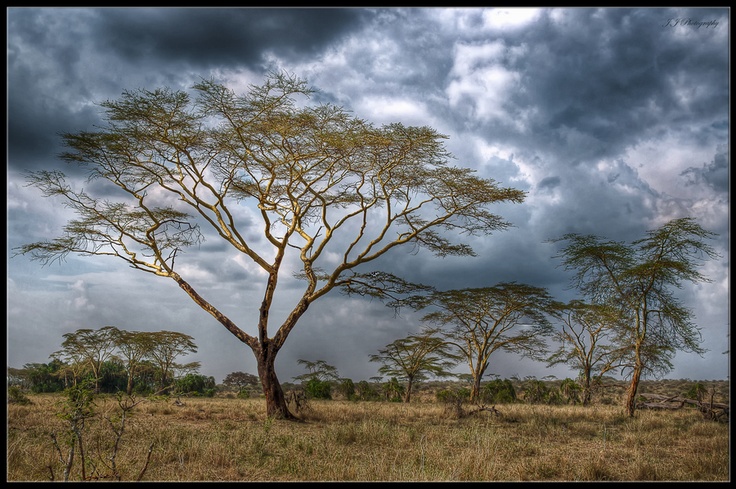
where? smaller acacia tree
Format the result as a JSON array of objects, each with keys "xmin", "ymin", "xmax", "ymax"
[
  {"xmin": 551, "ymin": 217, "xmax": 720, "ymax": 416},
  {"xmin": 407, "ymin": 283, "xmax": 554, "ymax": 402},
  {"xmin": 370, "ymin": 327, "xmax": 459, "ymax": 403},
  {"xmin": 547, "ymin": 300, "xmax": 623, "ymax": 405},
  {"xmin": 113, "ymin": 330, "xmax": 155, "ymax": 395},
  {"xmin": 144, "ymin": 331, "xmax": 198, "ymax": 393},
  {"xmin": 293, "ymin": 359, "xmax": 341, "ymax": 399},
  {"xmin": 222, "ymin": 371, "xmax": 261, "ymax": 396},
  {"xmin": 51, "ymin": 326, "xmax": 120, "ymax": 394}
]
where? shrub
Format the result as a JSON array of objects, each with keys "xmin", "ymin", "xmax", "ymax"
[
  {"xmin": 174, "ymin": 374, "xmax": 216, "ymax": 397},
  {"xmin": 304, "ymin": 378, "xmax": 332, "ymax": 400},
  {"xmin": 479, "ymin": 379, "xmax": 517, "ymax": 404},
  {"xmin": 7, "ymin": 386, "xmax": 32, "ymax": 405}
]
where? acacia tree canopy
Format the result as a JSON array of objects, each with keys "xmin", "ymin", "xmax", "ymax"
[
  {"xmin": 408, "ymin": 282, "xmax": 555, "ymax": 402},
  {"xmin": 370, "ymin": 326, "xmax": 460, "ymax": 403},
  {"xmin": 15, "ymin": 71, "xmax": 526, "ymax": 419}
]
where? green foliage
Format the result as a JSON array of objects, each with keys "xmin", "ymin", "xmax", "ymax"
[
  {"xmin": 339, "ymin": 378, "xmax": 357, "ymax": 401},
  {"xmin": 479, "ymin": 379, "xmax": 517, "ymax": 404},
  {"xmin": 25, "ymin": 360, "xmax": 66, "ymax": 393},
  {"xmin": 304, "ymin": 378, "xmax": 332, "ymax": 400},
  {"xmin": 223, "ymin": 371, "xmax": 260, "ymax": 391},
  {"xmin": 354, "ymin": 380, "xmax": 382, "ymax": 401},
  {"xmin": 382, "ymin": 377, "xmax": 405, "ymax": 402},
  {"xmin": 13, "ymin": 328, "xmax": 198, "ymax": 396},
  {"xmin": 293, "ymin": 359, "xmax": 341, "ymax": 383},
  {"xmin": 436, "ymin": 387, "xmax": 471, "ymax": 403},
  {"xmin": 551, "ymin": 217, "xmax": 720, "ymax": 416},
  {"xmin": 684, "ymin": 382, "xmax": 708, "ymax": 402},
  {"xmin": 520, "ymin": 378, "xmax": 551, "ymax": 404},
  {"xmin": 559, "ymin": 378, "xmax": 582, "ymax": 405},
  {"xmin": 436, "ymin": 387, "xmax": 471, "ymax": 419},
  {"xmin": 7, "ymin": 386, "xmax": 32, "ymax": 405},
  {"xmin": 370, "ymin": 326, "xmax": 460, "ymax": 402},
  {"xmin": 96, "ymin": 359, "xmax": 128, "ymax": 392},
  {"xmin": 174, "ymin": 373, "xmax": 216, "ymax": 397}
]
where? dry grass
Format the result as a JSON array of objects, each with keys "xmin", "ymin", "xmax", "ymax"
[{"xmin": 6, "ymin": 382, "xmax": 730, "ymax": 482}]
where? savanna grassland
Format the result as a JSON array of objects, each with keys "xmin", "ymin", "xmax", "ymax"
[{"xmin": 6, "ymin": 380, "xmax": 730, "ymax": 482}]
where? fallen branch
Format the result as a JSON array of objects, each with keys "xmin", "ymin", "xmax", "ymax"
[{"xmin": 637, "ymin": 393, "xmax": 729, "ymax": 423}]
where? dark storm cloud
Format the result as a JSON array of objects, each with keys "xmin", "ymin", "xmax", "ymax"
[
  {"xmin": 91, "ymin": 8, "xmax": 371, "ymax": 68},
  {"xmin": 6, "ymin": 7, "xmax": 372, "ymax": 173},
  {"xmin": 681, "ymin": 146, "xmax": 729, "ymax": 194},
  {"xmin": 489, "ymin": 7, "xmax": 729, "ymax": 165},
  {"xmin": 537, "ymin": 176, "xmax": 561, "ymax": 192}
]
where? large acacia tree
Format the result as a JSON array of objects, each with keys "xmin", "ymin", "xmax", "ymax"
[
  {"xmin": 15, "ymin": 72, "xmax": 525, "ymax": 419},
  {"xmin": 551, "ymin": 217, "xmax": 719, "ymax": 417}
]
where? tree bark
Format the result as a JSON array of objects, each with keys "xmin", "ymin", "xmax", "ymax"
[
  {"xmin": 404, "ymin": 377, "xmax": 414, "ymax": 403},
  {"xmin": 624, "ymin": 366, "xmax": 642, "ymax": 417},
  {"xmin": 470, "ymin": 375, "xmax": 482, "ymax": 403},
  {"xmin": 256, "ymin": 343, "xmax": 297, "ymax": 420}
]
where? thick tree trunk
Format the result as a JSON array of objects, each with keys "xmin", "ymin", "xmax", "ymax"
[
  {"xmin": 256, "ymin": 345, "xmax": 297, "ymax": 420},
  {"xmin": 470, "ymin": 376, "xmax": 482, "ymax": 403},
  {"xmin": 404, "ymin": 377, "xmax": 414, "ymax": 403},
  {"xmin": 581, "ymin": 369, "xmax": 592, "ymax": 406},
  {"xmin": 624, "ymin": 366, "xmax": 642, "ymax": 417}
]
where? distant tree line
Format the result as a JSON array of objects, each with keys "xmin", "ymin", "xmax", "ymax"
[{"xmin": 7, "ymin": 326, "xmax": 214, "ymax": 397}]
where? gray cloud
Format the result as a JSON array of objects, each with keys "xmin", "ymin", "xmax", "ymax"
[{"xmin": 7, "ymin": 7, "xmax": 729, "ymax": 384}]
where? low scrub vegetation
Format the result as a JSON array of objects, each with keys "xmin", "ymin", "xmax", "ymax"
[{"xmin": 6, "ymin": 379, "xmax": 729, "ymax": 482}]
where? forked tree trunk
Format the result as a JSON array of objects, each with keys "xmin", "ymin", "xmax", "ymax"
[{"xmin": 256, "ymin": 344, "xmax": 297, "ymax": 420}]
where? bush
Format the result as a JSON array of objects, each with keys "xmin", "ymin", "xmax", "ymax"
[
  {"xmin": 7, "ymin": 386, "xmax": 32, "ymax": 405},
  {"xmin": 304, "ymin": 378, "xmax": 332, "ymax": 400},
  {"xmin": 479, "ymin": 379, "xmax": 516, "ymax": 404},
  {"xmin": 355, "ymin": 381, "xmax": 382, "ymax": 401},
  {"xmin": 338, "ymin": 378, "xmax": 357, "ymax": 401},
  {"xmin": 174, "ymin": 374, "xmax": 216, "ymax": 397},
  {"xmin": 684, "ymin": 382, "xmax": 708, "ymax": 402}
]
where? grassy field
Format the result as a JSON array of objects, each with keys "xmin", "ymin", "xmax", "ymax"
[{"xmin": 6, "ymin": 380, "xmax": 730, "ymax": 482}]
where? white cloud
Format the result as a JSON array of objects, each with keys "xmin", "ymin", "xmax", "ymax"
[
  {"xmin": 480, "ymin": 8, "xmax": 542, "ymax": 30},
  {"xmin": 447, "ymin": 42, "xmax": 522, "ymax": 124}
]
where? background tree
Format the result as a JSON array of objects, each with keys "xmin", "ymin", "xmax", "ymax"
[
  {"xmin": 21, "ymin": 361, "xmax": 66, "ymax": 393},
  {"xmin": 14, "ymin": 71, "xmax": 525, "ymax": 419},
  {"xmin": 113, "ymin": 330, "xmax": 155, "ymax": 395},
  {"xmin": 408, "ymin": 283, "xmax": 554, "ymax": 402},
  {"xmin": 7, "ymin": 367, "xmax": 31, "ymax": 389},
  {"xmin": 52, "ymin": 326, "xmax": 120, "ymax": 393},
  {"xmin": 145, "ymin": 331, "xmax": 198, "ymax": 393},
  {"xmin": 369, "ymin": 327, "xmax": 459, "ymax": 403},
  {"xmin": 551, "ymin": 217, "xmax": 719, "ymax": 416},
  {"xmin": 546, "ymin": 300, "xmax": 622, "ymax": 405},
  {"xmin": 292, "ymin": 359, "xmax": 341, "ymax": 400},
  {"xmin": 222, "ymin": 371, "xmax": 261, "ymax": 396}
]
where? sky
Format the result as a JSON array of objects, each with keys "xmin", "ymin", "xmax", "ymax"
[{"xmin": 6, "ymin": 7, "xmax": 730, "ymax": 385}]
